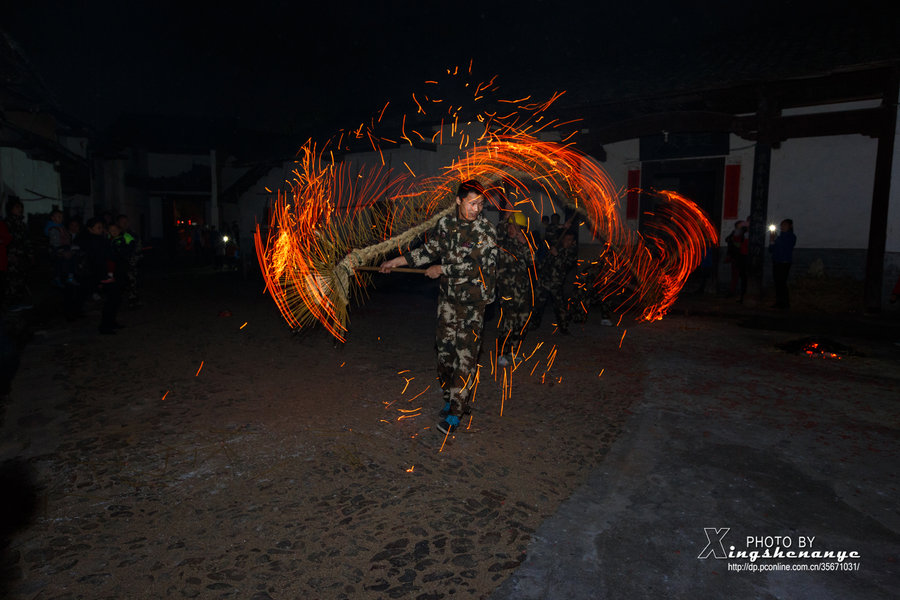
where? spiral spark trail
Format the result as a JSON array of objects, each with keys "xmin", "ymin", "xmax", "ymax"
[{"xmin": 255, "ymin": 68, "xmax": 717, "ymax": 340}]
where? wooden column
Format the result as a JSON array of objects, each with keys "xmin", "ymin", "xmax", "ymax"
[
  {"xmin": 864, "ymin": 67, "xmax": 899, "ymax": 313},
  {"xmin": 748, "ymin": 94, "xmax": 777, "ymax": 297}
]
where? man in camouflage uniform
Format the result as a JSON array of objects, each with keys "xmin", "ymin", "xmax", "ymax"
[
  {"xmin": 380, "ymin": 180, "xmax": 497, "ymax": 435},
  {"xmin": 543, "ymin": 213, "xmax": 563, "ymax": 247},
  {"xmin": 495, "ymin": 212, "xmax": 535, "ymax": 367},
  {"xmin": 532, "ymin": 230, "xmax": 577, "ymax": 333}
]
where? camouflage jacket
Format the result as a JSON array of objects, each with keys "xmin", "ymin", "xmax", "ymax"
[
  {"xmin": 404, "ymin": 212, "xmax": 497, "ymax": 304},
  {"xmin": 496, "ymin": 224, "xmax": 533, "ymax": 306},
  {"xmin": 539, "ymin": 244, "xmax": 577, "ymax": 291},
  {"xmin": 543, "ymin": 223, "xmax": 563, "ymax": 247}
]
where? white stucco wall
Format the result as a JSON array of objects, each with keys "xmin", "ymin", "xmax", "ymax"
[
  {"xmin": 725, "ymin": 135, "xmax": 757, "ymax": 232},
  {"xmin": 242, "ymin": 99, "xmax": 900, "ymax": 273},
  {"xmin": 769, "ymin": 135, "xmax": 878, "ymax": 249},
  {"xmin": 886, "ymin": 93, "xmax": 900, "ymax": 254},
  {"xmin": 0, "ymin": 146, "xmax": 61, "ymax": 217}
]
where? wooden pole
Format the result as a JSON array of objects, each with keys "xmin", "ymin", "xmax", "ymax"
[
  {"xmin": 354, "ymin": 265, "xmax": 428, "ymax": 274},
  {"xmin": 863, "ymin": 67, "xmax": 899, "ymax": 313}
]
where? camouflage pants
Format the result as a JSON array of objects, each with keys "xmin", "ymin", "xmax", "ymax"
[
  {"xmin": 497, "ymin": 299, "xmax": 532, "ymax": 358},
  {"xmin": 435, "ymin": 298, "xmax": 486, "ymax": 416},
  {"xmin": 569, "ymin": 278, "xmax": 610, "ymax": 323},
  {"xmin": 125, "ymin": 262, "xmax": 140, "ymax": 304},
  {"xmin": 536, "ymin": 284, "xmax": 569, "ymax": 328}
]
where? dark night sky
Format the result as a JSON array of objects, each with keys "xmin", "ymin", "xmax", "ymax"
[{"xmin": 3, "ymin": 1, "xmax": 896, "ymax": 137}]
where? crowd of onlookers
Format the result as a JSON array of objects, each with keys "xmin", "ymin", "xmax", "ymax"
[
  {"xmin": 0, "ymin": 198, "xmax": 143, "ymax": 334},
  {"xmin": 175, "ymin": 221, "xmax": 242, "ymax": 271}
]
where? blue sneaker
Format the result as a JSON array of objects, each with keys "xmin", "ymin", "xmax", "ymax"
[
  {"xmin": 436, "ymin": 415, "xmax": 460, "ymax": 435},
  {"xmin": 439, "ymin": 402, "xmax": 451, "ymax": 418}
]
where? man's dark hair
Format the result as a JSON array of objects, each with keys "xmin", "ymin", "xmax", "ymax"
[
  {"xmin": 782, "ymin": 219, "xmax": 793, "ymax": 229},
  {"xmin": 5, "ymin": 198, "xmax": 23, "ymax": 216},
  {"xmin": 457, "ymin": 179, "xmax": 486, "ymax": 199}
]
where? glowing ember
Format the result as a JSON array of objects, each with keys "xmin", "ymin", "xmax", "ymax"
[{"xmin": 777, "ymin": 337, "xmax": 856, "ymax": 359}]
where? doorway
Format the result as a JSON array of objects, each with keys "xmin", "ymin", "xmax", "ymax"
[{"xmin": 640, "ymin": 157, "xmax": 724, "ymax": 293}]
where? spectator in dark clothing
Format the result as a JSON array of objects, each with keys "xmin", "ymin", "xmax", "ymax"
[
  {"xmin": 100, "ymin": 223, "xmax": 129, "ymax": 334},
  {"xmin": 78, "ymin": 218, "xmax": 122, "ymax": 334},
  {"xmin": 769, "ymin": 219, "xmax": 796, "ymax": 309},
  {"xmin": 76, "ymin": 218, "xmax": 107, "ymax": 290},
  {"xmin": 725, "ymin": 220, "xmax": 749, "ymax": 302}
]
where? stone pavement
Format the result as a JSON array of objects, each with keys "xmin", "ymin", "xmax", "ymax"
[
  {"xmin": 2, "ymin": 269, "xmax": 899, "ymax": 599},
  {"xmin": 0, "ymin": 269, "xmax": 635, "ymax": 599},
  {"xmin": 492, "ymin": 299, "xmax": 900, "ymax": 599}
]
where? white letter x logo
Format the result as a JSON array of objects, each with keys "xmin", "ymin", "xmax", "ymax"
[{"xmin": 697, "ymin": 528, "xmax": 729, "ymax": 559}]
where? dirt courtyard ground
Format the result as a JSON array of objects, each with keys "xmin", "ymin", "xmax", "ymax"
[{"xmin": 2, "ymin": 267, "xmax": 647, "ymax": 599}]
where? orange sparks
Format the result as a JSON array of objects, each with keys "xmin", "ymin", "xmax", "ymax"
[
  {"xmin": 254, "ymin": 70, "xmax": 718, "ymax": 346},
  {"xmin": 619, "ymin": 329, "xmax": 627, "ymax": 348},
  {"xmin": 161, "ymin": 390, "xmax": 169, "ymax": 401},
  {"xmin": 438, "ymin": 428, "xmax": 451, "ymax": 453},
  {"xmin": 412, "ymin": 92, "xmax": 424, "ymax": 114},
  {"xmin": 195, "ymin": 361, "xmax": 204, "ymax": 376},
  {"xmin": 406, "ymin": 465, "xmax": 415, "ymax": 472},
  {"xmin": 408, "ymin": 385, "xmax": 430, "ymax": 402},
  {"xmin": 239, "ymin": 322, "xmax": 247, "ymax": 329}
]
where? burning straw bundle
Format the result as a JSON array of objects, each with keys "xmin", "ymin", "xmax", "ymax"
[
  {"xmin": 254, "ymin": 142, "xmax": 474, "ymax": 341},
  {"xmin": 255, "ymin": 135, "xmax": 717, "ymax": 341}
]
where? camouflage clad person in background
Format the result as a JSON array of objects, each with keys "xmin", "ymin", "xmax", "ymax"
[
  {"xmin": 380, "ymin": 180, "xmax": 497, "ymax": 435},
  {"xmin": 569, "ymin": 257, "xmax": 614, "ymax": 327},
  {"xmin": 532, "ymin": 230, "xmax": 577, "ymax": 333},
  {"xmin": 5, "ymin": 198, "xmax": 33, "ymax": 311},
  {"xmin": 542, "ymin": 213, "xmax": 563, "ymax": 248},
  {"xmin": 495, "ymin": 212, "xmax": 535, "ymax": 366},
  {"xmin": 116, "ymin": 215, "xmax": 142, "ymax": 307}
]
